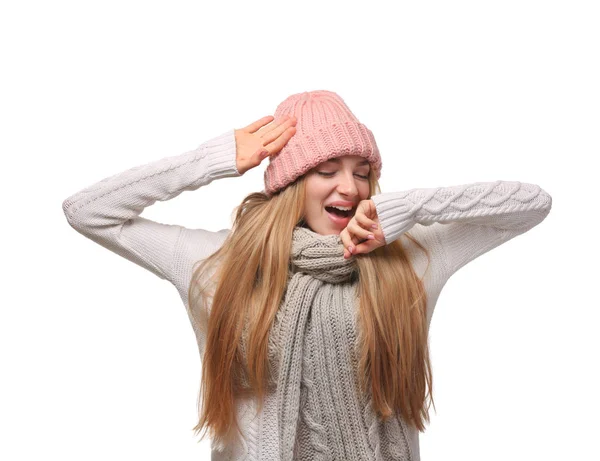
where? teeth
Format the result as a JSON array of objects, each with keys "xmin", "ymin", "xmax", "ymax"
[{"xmin": 328, "ymin": 205, "xmax": 352, "ymax": 211}]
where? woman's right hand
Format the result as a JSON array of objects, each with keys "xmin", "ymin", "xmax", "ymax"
[{"xmin": 234, "ymin": 115, "xmax": 297, "ymax": 175}]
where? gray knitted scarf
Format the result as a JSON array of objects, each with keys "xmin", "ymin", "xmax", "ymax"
[{"xmin": 275, "ymin": 226, "xmax": 359, "ymax": 459}]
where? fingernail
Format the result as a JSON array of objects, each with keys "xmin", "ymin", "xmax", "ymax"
[
  {"xmin": 367, "ymin": 234, "xmax": 374, "ymax": 240},
  {"xmin": 348, "ymin": 246, "xmax": 354, "ymax": 254},
  {"xmin": 371, "ymin": 224, "xmax": 377, "ymax": 229}
]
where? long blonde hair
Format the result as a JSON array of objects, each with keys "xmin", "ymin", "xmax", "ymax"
[{"xmin": 188, "ymin": 169, "xmax": 435, "ymax": 448}]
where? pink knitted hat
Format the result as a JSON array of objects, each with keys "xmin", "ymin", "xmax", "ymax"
[{"xmin": 263, "ymin": 90, "xmax": 382, "ymax": 197}]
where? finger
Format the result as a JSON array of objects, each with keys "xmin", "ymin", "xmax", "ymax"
[
  {"xmin": 340, "ymin": 230, "xmax": 354, "ymax": 259},
  {"xmin": 354, "ymin": 210, "xmax": 379, "ymax": 232},
  {"xmin": 352, "ymin": 214, "xmax": 383, "ymax": 244},
  {"xmin": 264, "ymin": 126, "xmax": 297, "ymax": 155},
  {"xmin": 243, "ymin": 115, "xmax": 275, "ymax": 134},
  {"xmin": 357, "ymin": 198, "xmax": 380, "ymax": 221},
  {"xmin": 258, "ymin": 115, "xmax": 293, "ymax": 138},
  {"xmin": 343, "ymin": 237, "xmax": 357, "ymax": 258},
  {"xmin": 340, "ymin": 229, "xmax": 350, "ymax": 250},
  {"xmin": 346, "ymin": 220, "xmax": 375, "ymax": 242},
  {"xmin": 261, "ymin": 116, "xmax": 297, "ymax": 145},
  {"xmin": 248, "ymin": 115, "xmax": 287, "ymax": 139},
  {"xmin": 346, "ymin": 237, "xmax": 376, "ymax": 258},
  {"xmin": 351, "ymin": 239, "xmax": 380, "ymax": 256},
  {"xmin": 345, "ymin": 230, "xmax": 363, "ymax": 255}
]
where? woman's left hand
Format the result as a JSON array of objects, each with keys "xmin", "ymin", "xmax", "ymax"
[{"xmin": 340, "ymin": 199, "xmax": 386, "ymax": 259}]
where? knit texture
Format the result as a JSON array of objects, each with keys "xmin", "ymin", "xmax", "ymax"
[
  {"xmin": 263, "ymin": 90, "xmax": 382, "ymax": 197},
  {"xmin": 62, "ymin": 128, "xmax": 552, "ymax": 460},
  {"xmin": 275, "ymin": 227, "xmax": 365, "ymax": 460}
]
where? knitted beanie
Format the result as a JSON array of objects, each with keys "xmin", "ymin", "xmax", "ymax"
[{"xmin": 263, "ymin": 90, "xmax": 382, "ymax": 197}]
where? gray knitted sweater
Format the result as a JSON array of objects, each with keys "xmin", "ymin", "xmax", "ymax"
[{"xmin": 62, "ymin": 128, "xmax": 552, "ymax": 460}]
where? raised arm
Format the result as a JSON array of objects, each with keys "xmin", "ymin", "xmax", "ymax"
[
  {"xmin": 61, "ymin": 129, "xmax": 241, "ymax": 288},
  {"xmin": 371, "ymin": 180, "xmax": 552, "ymax": 281}
]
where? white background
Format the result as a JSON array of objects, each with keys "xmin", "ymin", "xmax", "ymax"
[{"xmin": 2, "ymin": 0, "xmax": 598, "ymax": 459}]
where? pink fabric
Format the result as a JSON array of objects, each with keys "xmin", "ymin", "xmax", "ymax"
[{"xmin": 263, "ymin": 90, "xmax": 382, "ymax": 196}]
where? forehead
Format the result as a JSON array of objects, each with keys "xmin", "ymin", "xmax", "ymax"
[{"xmin": 320, "ymin": 156, "xmax": 370, "ymax": 167}]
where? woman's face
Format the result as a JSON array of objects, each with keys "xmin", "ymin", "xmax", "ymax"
[{"xmin": 302, "ymin": 155, "xmax": 371, "ymax": 235}]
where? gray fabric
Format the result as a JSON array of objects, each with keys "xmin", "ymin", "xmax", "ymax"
[
  {"xmin": 268, "ymin": 226, "xmax": 412, "ymax": 460},
  {"xmin": 277, "ymin": 226, "xmax": 357, "ymax": 460}
]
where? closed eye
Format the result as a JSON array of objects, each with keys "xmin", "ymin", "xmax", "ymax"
[{"xmin": 317, "ymin": 172, "xmax": 369, "ymax": 180}]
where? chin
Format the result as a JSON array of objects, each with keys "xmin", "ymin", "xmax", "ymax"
[
  {"xmin": 304, "ymin": 218, "xmax": 342, "ymax": 236},
  {"xmin": 320, "ymin": 227, "xmax": 341, "ymax": 236}
]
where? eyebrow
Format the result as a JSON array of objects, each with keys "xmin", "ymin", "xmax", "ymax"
[{"xmin": 323, "ymin": 158, "xmax": 370, "ymax": 166}]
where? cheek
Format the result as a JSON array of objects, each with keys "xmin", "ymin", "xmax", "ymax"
[
  {"xmin": 302, "ymin": 184, "xmax": 317, "ymax": 215},
  {"xmin": 305, "ymin": 178, "xmax": 329, "ymax": 205},
  {"xmin": 360, "ymin": 183, "xmax": 371, "ymax": 199}
]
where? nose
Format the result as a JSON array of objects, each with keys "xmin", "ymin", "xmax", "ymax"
[{"xmin": 336, "ymin": 170, "xmax": 359, "ymax": 197}]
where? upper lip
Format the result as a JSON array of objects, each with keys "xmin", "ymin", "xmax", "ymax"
[{"xmin": 325, "ymin": 201, "xmax": 357, "ymax": 208}]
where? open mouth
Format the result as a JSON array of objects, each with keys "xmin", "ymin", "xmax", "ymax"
[{"xmin": 325, "ymin": 206, "xmax": 355, "ymax": 218}]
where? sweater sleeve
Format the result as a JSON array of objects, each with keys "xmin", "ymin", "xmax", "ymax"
[
  {"xmin": 370, "ymin": 180, "xmax": 552, "ymax": 281},
  {"xmin": 61, "ymin": 128, "xmax": 241, "ymax": 288}
]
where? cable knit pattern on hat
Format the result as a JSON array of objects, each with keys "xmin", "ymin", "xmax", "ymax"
[
  {"xmin": 62, "ymin": 127, "xmax": 552, "ymax": 460},
  {"xmin": 263, "ymin": 90, "xmax": 382, "ymax": 196}
]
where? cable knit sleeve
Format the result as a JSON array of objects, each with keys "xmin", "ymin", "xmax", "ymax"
[
  {"xmin": 61, "ymin": 128, "xmax": 241, "ymax": 288},
  {"xmin": 370, "ymin": 180, "xmax": 552, "ymax": 281}
]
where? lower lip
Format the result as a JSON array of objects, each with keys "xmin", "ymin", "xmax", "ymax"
[{"xmin": 325, "ymin": 209, "xmax": 353, "ymax": 227}]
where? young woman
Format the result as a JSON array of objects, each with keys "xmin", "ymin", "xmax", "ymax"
[{"xmin": 62, "ymin": 90, "xmax": 552, "ymax": 461}]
